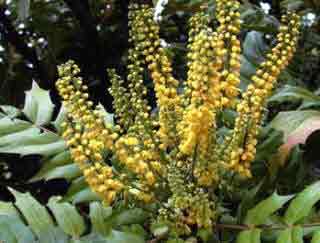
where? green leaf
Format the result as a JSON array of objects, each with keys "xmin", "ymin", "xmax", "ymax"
[
  {"xmin": 104, "ymin": 230, "xmax": 145, "ymax": 243},
  {"xmin": 292, "ymin": 226, "xmax": 303, "ymax": 243},
  {"xmin": 0, "ymin": 201, "xmax": 20, "ymax": 218},
  {"xmin": 285, "ymin": 181, "xmax": 320, "ymax": 224},
  {"xmin": 0, "ymin": 127, "xmax": 39, "ymax": 147},
  {"xmin": 237, "ymin": 181, "xmax": 264, "ymax": 222},
  {"xmin": 311, "ymin": 230, "xmax": 320, "ymax": 243},
  {"xmin": 76, "ymin": 231, "xmax": 145, "ymax": 243},
  {"xmin": 276, "ymin": 226, "xmax": 303, "ymax": 243},
  {"xmin": 236, "ymin": 229, "xmax": 261, "ymax": 243},
  {"xmin": 0, "ymin": 117, "xmax": 32, "ymax": 137},
  {"xmin": 113, "ymin": 208, "xmax": 148, "ymax": 226},
  {"xmin": 0, "ymin": 105, "xmax": 21, "ymax": 118},
  {"xmin": 0, "ymin": 131, "xmax": 66, "ymax": 156},
  {"xmin": 64, "ymin": 176, "xmax": 88, "ymax": 200},
  {"xmin": 268, "ymin": 85, "xmax": 320, "ymax": 109},
  {"xmin": 240, "ymin": 31, "xmax": 269, "ymax": 88},
  {"xmin": 67, "ymin": 187, "xmax": 100, "ymax": 204},
  {"xmin": 38, "ymin": 226, "xmax": 70, "ymax": 243},
  {"xmin": 276, "ymin": 228, "xmax": 292, "ymax": 243},
  {"xmin": 243, "ymin": 31, "xmax": 267, "ymax": 66},
  {"xmin": 48, "ymin": 197, "xmax": 86, "ymax": 237},
  {"xmin": 23, "ymin": 81, "xmax": 55, "ymax": 126},
  {"xmin": 255, "ymin": 127, "xmax": 284, "ymax": 162},
  {"xmin": 269, "ymin": 111, "xmax": 320, "ymax": 139},
  {"xmin": 63, "ymin": 176, "xmax": 99, "ymax": 204},
  {"xmin": 121, "ymin": 224, "xmax": 147, "ymax": 239},
  {"xmin": 0, "ymin": 224, "xmax": 16, "ymax": 243},
  {"xmin": 33, "ymin": 163, "xmax": 81, "ymax": 181},
  {"xmin": 244, "ymin": 192, "xmax": 293, "ymax": 225},
  {"xmin": 76, "ymin": 233, "xmax": 108, "ymax": 243},
  {"xmin": 31, "ymin": 151, "xmax": 73, "ymax": 181},
  {"xmin": 196, "ymin": 228, "xmax": 213, "ymax": 243},
  {"xmin": 0, "ymin": 215, "xmax": 35, "ymax": 243},
  {"xmin": 90, "ymin": 202, "xmax": 113, "ymax": 236},
  {"xmin": 53, "ymin": 105, "xmax": 67, "ymax": 133},
  {"xmin": 9, "ymin": 188, "xmax": 54, "ymax": 237}
]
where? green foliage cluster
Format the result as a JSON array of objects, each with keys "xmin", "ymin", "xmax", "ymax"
[
  {"xmin": 0, "ymin": 188, "xmax": 147, "ymax": 243},
  {"xmin": 0, "ymin": 0, "xmax": 319, "ymax": 242}
]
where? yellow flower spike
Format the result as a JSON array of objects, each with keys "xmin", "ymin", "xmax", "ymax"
[
  {"xmin": 129, "ymin": 4, "xmax": 181, "ymax": 149},
  {"xmin": 108, "ymin": 69, "xmax": 134, "ymax": 131},
  {"xmin": 178, "ymin": 18, "xmax": 224, "ymax": 166},
  {"xmin": 215, "ymin": 0, "xmax": 242, "ymax": 108},
  {"xmin": 226, "ymin": 12, "xmax": 301, "ymax": 177}
]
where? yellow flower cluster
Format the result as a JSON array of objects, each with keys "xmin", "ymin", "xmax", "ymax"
[
  {"xmin": 227, "ymin": 13, "xmax": 301, "ymax": 177},
  {"xmin": 56, "ymin": 61, "xmax": 123, "ymax": 204},
  {"xmin": 179, "ymin": 26, "xmax": 224, "ymax": 159},
  {"xmin": 56, "ymin": 2, "xmax": 301, "ymax": 237},
  {"xmin": 114, "ymin": 135, "xmax": 162, "ymax": 190},
  {"xmin": 129, "ymin": 4, "xmax": 182, "ymax": 149},
  {"xmin": 216, "ymin": 0, "xmax": 242, "ymax": 108},
  {"xmin": 108, "ymin": 69, "xmax": 134, "ymax": 130}
]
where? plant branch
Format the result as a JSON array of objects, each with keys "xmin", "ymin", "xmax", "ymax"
[{"xmin": 214, "ymin": 222, "xmax": 320, "ymax": 231}]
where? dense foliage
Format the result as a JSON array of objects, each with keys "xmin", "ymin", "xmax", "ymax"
[{"xmin": 0, "ymin": 0, "xmax": 320, "ymax": 242}]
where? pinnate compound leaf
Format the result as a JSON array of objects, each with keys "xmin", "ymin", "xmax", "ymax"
[
  {"xmin": 284, "ymin": 181, "xmax": 320, "ymax": 224},
  {"xmin": 0, "ymin": 127, "xmax": 39, "ymax": 147},
  {"xmin": 67, "ymin": 187, "xmax": 100, "ymax": 204},
  {"xmin": 237, "ymin": 192, "xmax": 293, "ymax": 243},
  {"xmin": 53, "ymin": 105, "xmax": 67, "ymax": 133},
  {"xmin": 23, "ymin": 81, "xmax": 55, "ymax": 126},
  {"xmin": 276, "ymin": 228, "xmax": 292, "ymax": 243},
  {"xmin": 112, "ymin": 208, "xmax": 148, "ymax": 226},
  {"xmin": 9, "ymin": 188, "xmax": 54, "ymax": 237},
  {"xmin": 63, "ymin": 176, "xmax": 99, "ymax": 204},
  {"xmin": 104, "ymin": 230, "xmax": 145, "ymax": 243},
  {"xmin": 0, "ymin": 105, "xmax": 21, "ymax": 118},
  {"xmin": 0, "ymin": 117, "xmax": 32, "ymax": 137},
  {"xmin": 48, "ymin": 197, "xmax": 86, "ymax": 237},
  {"xmin": 311, "ymin": 230, "xmax": 320, "ymax": 243},
  {"xmin": 90, "ymin": 202, "xmax": 113, "ymax": 236},
  {"xmin": 0, "ymin": 215, "xmax": 35, "ymax": 243},
  {"xmin": 75, "ymin": 231, "xmax": 145, "ymax": 243},
  {"xmin": 292, "ymin": 226, "xmax": 303, "ymax": 243},
  {"xmin": 244, "ymin": 192, "xmax": 293, "ymax": 225},
  {"xmin": 236, "ymin": 229, "xmax": 261, "ymax": 243},
  {"xmin": 0, "ymin": 201, "xmax": 20, "ymax": 218},
  {"xmin": 37, "ymin": 226, "xmax": 69, "ymax": 243},
  {"xmin": 276, "ymin": 226, "xmax": 303, "ymax": 243},
  {"xmin": 33, "ymin": 163, "xmax": 81, "ymax": 181},
  {"xmin": 0, "ymin": 131, "xmax": 66, "ymax": 156},
  {"xmin": 30, "ymin": 151, "xmax": 73, "ymax": 181}
]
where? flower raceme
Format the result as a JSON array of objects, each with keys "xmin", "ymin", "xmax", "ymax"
[{"xmin": 56, "ymin": 2, "xmax": 300, "ymax": 237}]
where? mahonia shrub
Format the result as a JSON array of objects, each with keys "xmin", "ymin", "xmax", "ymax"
[{"xmin": 56, "ymin": 0, "xmax": 300, "ymax": 239}]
